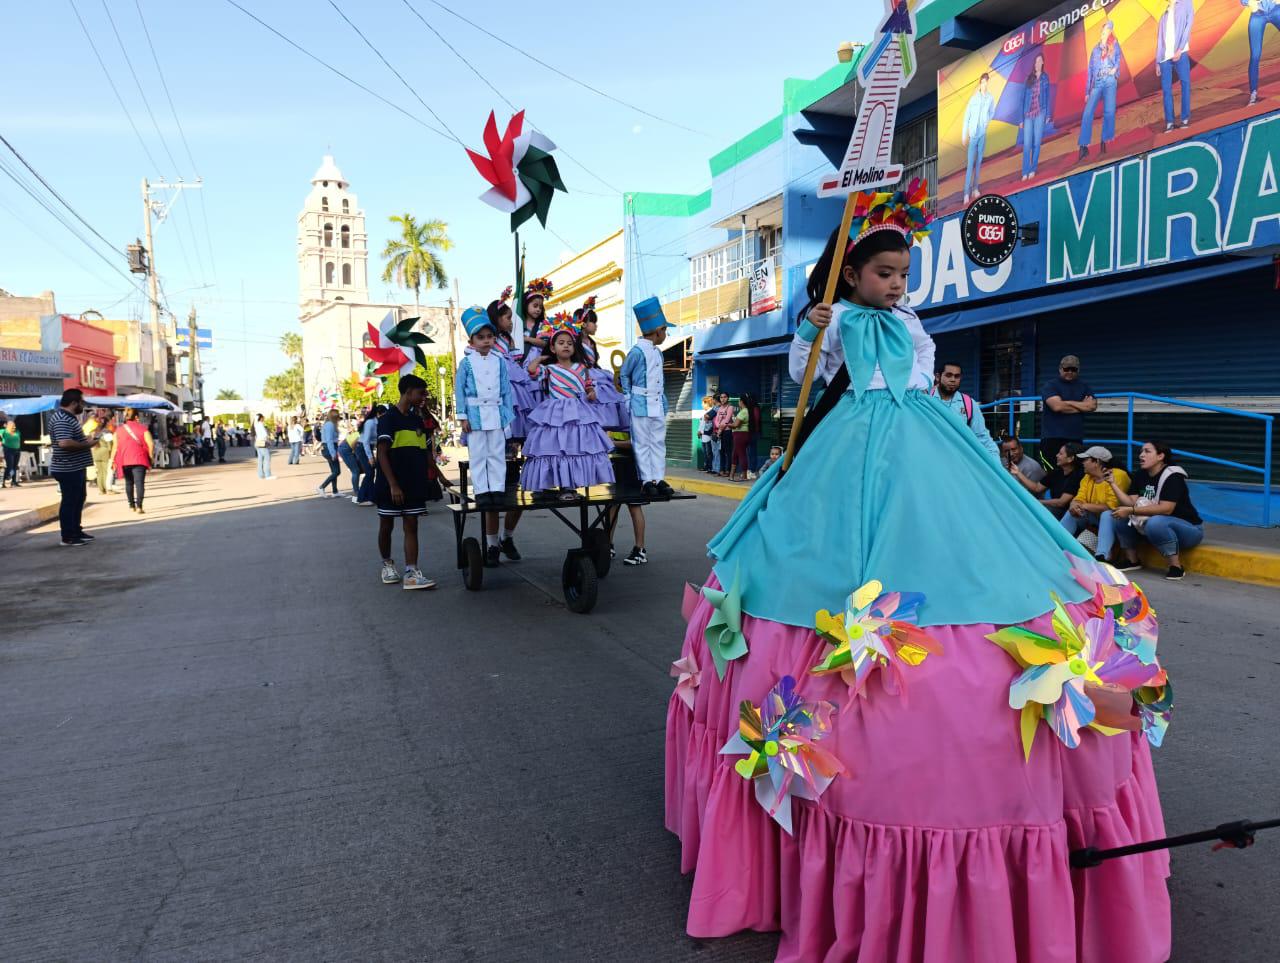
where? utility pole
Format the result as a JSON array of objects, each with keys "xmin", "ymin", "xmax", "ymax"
[
  {"xmin": 141, "ymin": 177, "xmax": 203, "ymax": 398},
  {"xmin": 188, "ymin": 305, "xmax": 202, "ymax": 417}
]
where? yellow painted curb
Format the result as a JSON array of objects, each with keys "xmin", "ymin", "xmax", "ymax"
[{"xmin": 672, "ymin": 475, "xmax": 1280, "ymax": 588}]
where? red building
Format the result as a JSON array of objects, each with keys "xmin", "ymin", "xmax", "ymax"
[{"xmin": 55, "ymin": 315, "xmax": 117, "ymax": 395}]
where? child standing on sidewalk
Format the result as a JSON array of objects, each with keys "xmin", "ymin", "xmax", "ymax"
[{"xmin": 521, "ymin": 314, "xmax": 615, "ymax": 496}]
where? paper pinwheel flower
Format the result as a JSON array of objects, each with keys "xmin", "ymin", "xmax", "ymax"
[
  {"xmin": 525, "ymin": 277, "xmax": 553, "ymax": 300},
  {"xmin": 1134, "ymin": 678, "xmax": 1173, "ymax": 747},
  {"xmin": 719, "ymin": 675, "xmax": 845, "ymax": 834},
  {"xmin": 466, "ymin": 110, "xmax": 568, "ymax": 232},
  {"xmin": 810, "ymin": 579, "xmax": 942, "ymax": 702},
  {"xmin": 1065, "ymin": 552, "xmax": 1160, "ymax": 664},
  {"xmin": 362, "ymin": 311, "xmax": 431, "ymax": 377},
  {"xmin": 848, "ymin": 177, "xmax": 932, "ymax": 247},
  {"xmin": 702, "ymin": 565, "xmax": 748, "ymax": 680},
  {"xmin": 987, "ymin": 598, "xmax": 1163, "ymax": 759},
  {"xmin": 670, "ymin": 653, "xmax": 701, "ymax": 710},
  {"xmin": 580, "ymin": 295, "xmax": 597, "ymax": 313}
]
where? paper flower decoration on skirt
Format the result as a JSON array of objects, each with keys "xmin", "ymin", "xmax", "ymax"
[
  {"xmin": 719, "ymin": 676, "xmax": 845, "ymax": 834},
  {"xmin": 466, "ymin": 110, "xmax": 568, "ymax": 232},
  {"xmin": 1065, "ymin": 552, "xmax": 1161, "ymax": 665},
  {"xmin": 670, "ymin": 653, "xmax": 701, "ymax": 710},
  {"xmin": 362, "ymin": 311, "xmax": 430, "ymax": 376},
  {"xmin": 810, "ymin": 579, "xmax": 942, "ymax": 702},
  {"xmin": 1135, "ymin": 677, "xmax": 1173, "ymax": 747},
  {"xmin": 986, "ymin": 597, "xmax": 1163, "ymax": 759},
  {"xmin": 701, "ymin": 564, "xmax": 749, "ymax": 680}
]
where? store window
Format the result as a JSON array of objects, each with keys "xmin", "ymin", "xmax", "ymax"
[{"xmin": 892, "ymin": 112, "xmax": 938, "ymax": 214}]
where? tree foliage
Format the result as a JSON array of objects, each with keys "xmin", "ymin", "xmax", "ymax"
[
  {"xmin": 380, "ymin": 214, "xmax": 451, "ymax": 308},
  {"xmin": 279, "ymin": 331, "xmax": 303, "ymax": 361},
  {"xmin": 263, "ymin": 363, "xmax": 305, "ymax": 409},
  {"xmin": 215, "ymin": 388, "xmax": 242, "ymax": 400}
]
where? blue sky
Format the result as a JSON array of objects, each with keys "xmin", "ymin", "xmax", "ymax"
[{"xmin": 1, "ymin": 0, "xmax": 863, "ymax": 397}]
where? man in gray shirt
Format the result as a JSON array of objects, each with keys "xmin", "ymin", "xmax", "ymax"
[{"xmin": 999, "ymin": 435, "xmax": 1045, "ymax": 484}]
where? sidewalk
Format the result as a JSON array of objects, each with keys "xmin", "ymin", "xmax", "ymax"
[
  {"xmin": 667, "ymin": 467, "xmax": 1280, "ymax": 588},
  {"xmin": 0, "ymin": 477, "xmax": 70, "ymax": 537}
]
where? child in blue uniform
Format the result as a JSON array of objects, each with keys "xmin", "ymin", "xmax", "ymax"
[
  {"xmin": 455, "ymin": 306, "xmax": 515, "ymax": 549},
  {"xmin": 619, "ymin": 298, "xmax": 673, "ymax": 499}
]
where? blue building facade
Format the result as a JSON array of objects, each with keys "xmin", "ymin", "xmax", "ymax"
[{"xmin": 624, "ymin": 0, "xmax": 1280, "ymax": 498}]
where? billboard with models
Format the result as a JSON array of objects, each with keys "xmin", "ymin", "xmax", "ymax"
[{"xmin": 936, "ymin": 0, "xmax": 1280, "ymax": 217}]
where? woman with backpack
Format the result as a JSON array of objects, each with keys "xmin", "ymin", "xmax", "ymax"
[{"xmin": 1100, "ymin": 439, "xmax": 1204, "ymax": 579}]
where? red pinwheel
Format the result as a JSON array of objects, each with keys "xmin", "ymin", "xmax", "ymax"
[{"xmin": 466, "ymin": 111, "xmax": 567, "ymax": 231}]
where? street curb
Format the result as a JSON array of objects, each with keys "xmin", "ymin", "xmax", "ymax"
[
  {"xmin": 670, "ymin": 474, "xmax": 1280, "ymax": 589},
  {"xmin": 0, "ymin": 500, "xmax": 61, "ymax": 538}
]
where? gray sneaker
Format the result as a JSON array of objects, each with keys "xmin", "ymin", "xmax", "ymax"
[
  {"xmin": 381, "ymin": 561, "xmax": 402, "ymax": 584},
  {"xmin": 402, "ymin": 568, "xmax": 436, "ymax": 590}
]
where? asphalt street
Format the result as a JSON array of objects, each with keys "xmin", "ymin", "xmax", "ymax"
[{"xmin": 0, "ymin": 449, "xmax": 1276, "ymax": 962}]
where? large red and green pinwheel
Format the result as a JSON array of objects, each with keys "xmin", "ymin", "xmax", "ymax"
[
  {"xmin": 362, "ymin": 311, "xmax": 431, "ymax": 377},
  {"xmin": 466, "ymin": 110, "xmax": 567, "ymax": 232}
]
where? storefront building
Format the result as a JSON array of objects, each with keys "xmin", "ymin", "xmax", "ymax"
[
  {"xmin": 0, "ymin": 347, "xmax": 67, "ymax": 401},
  {"xmin": 41, "ymin": 314, "xmax": 118, "ymax": 396},
  {"xmin": 624, "ymin": 0, "xmax": 1280, "ymax": 505}
]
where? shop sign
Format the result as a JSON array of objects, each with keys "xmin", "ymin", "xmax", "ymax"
[
  {"xmin": 962, "ymin": 195, "xmax": 1018, "ymax": 267},
  {"xmin": 749, "ymin": 258, "xmax": 778, "ymax": 315},
  {"xmin": 0, "ymin": 378, "xmax": 63, "ymax": 396},
  {"xmin": 0, "ymin": 347, "xmax": 68, "ymax": 380},
  {"xmin": 909, "ymin": 112, "xmax": 1280, "ymax": 310}
]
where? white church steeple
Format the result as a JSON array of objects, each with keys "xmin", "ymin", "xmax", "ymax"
[{"xmin": 297, "ymin": 154, "xmax": 369, "ymax": 308}]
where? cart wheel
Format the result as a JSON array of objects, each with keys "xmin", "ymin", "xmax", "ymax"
[
  {"xmin": 586, "ymin": 529, "xmax": 612, "ymax": 579},
  {"xmin": 562, "ymin": 552, "xmax": 598, "ymax": 614},
  {"xmin": 461, "ymin": 537, "xmax": 484, "ymax": 591}
]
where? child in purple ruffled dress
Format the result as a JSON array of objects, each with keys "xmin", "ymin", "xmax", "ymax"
[
  {"xmin": 521, "ymin": 324, "xmax": 615, "ymax": 495},
  {"xmin": 487, "ymin": 295, "xmax": 539, "ymax": 441}
]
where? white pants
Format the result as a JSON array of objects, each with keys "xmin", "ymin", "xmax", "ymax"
[
  {"xmin": 467, "ymin": 427, "xmax": 507, "ymax": 495},
  {"xmin": 631, "ymin": 414, "xmax": 667, "ymax": 482}
]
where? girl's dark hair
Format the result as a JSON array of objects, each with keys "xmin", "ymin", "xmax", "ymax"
[
  {"xmin": 487, "ymin": 299, "xmax": 512, "ymax": 335},
  {"xmin": 538, "ymin": 328, "xmax": 585, "ymax": 366},
  {"xmin": 572, "ymin": 308, "xmax": 598, "ymax": 358},
  {"xmin": 740, "ymin": 392, "xmax": 761, "ymax": 433},
  {"xmin": 790, "ymin": 227, "xmax": 911, "ymax": 456},
  {"xmin": 1147, "ymin": 440, "xmax": 1176, "ymax": 466}
]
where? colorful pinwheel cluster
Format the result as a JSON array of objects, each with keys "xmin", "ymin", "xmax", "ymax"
[
  {"xmin": 1066, "ymin": 552, "xmax": 1160, "ymax": 666},
  {"xmin": 349, "ymin": 367, "xmax": 382, "ymax": 397},
  {"xmin": 986, "ymin": 591, "xmax": 1168, "ymax": 760},
  {"xmin": 848, "ymin": 177, "xmax": 932, "ymax": 246},
  {"xmin": 720, "ymin": 676, "xmax": 845, "ymax": 834},
  {"xmin": 465, "ymin": 110, "xmax": 567, "ymax": 232},
  {"xmin": 669, "ymin": 653, "xmax": 700, "ymax": 710},
  {"xmin": 537, "ymin": 311, "xmax": 581, "ymax": 343},
  {"xmin": 811, "ymin": 579, "xmax": 942, "ymax": 702},
  {"xmin": 362, "ymin": 311, "xmax": 431, "ymax": 377},
  {"xmin": 525, "ymin": 277, "xmax": 554, "ymax": 300}
]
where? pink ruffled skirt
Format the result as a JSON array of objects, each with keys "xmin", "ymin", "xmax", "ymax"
[{"xmin": 665, "ymin": 576, "xmax": 1171, "ymax": 962}]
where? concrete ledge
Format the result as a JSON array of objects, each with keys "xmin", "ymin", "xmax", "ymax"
[
  {"xmin": 670, "ymin": 472, "xmax": 1280, "ymax": 588},
  {"xmin": 0, "ymin": 500, "xmax": 61, "ymax": 538}
]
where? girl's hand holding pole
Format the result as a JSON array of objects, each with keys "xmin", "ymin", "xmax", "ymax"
[{"xmin": 808, "ymin": 303, "xmax": 833, "ymax": 329}]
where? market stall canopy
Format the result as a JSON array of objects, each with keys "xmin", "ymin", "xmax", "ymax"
[{"xmin": 0, "ymin": 393, "xmax": 179, "ymax": 416}]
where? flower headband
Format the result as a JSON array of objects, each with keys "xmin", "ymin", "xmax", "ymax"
[
  {"xmin": 537, "ymin": 310, "xmax": 581, "ymax": 342},
  {"xmin": 524, "ymin": 277, "xmax": 554, "ymax": 300},
  {"xmin": 580, "ymin": 295, "xmax": 597, "ymax": 314},
  {"xmin": 498, "ymin": 285, "xmax": 513, "ymax": 304},
  {"xmin": 847, "ymin": 177, "xmax": 933, "ymax": 251}
]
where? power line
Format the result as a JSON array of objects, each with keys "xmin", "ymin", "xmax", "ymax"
[
  {"xmin": 132, "ymin": 0, "xmax": 221, "ymax": 287},
  {"xmin": 67, "ymin": 0, "xmax": 162, "ymax": 172},
  {"xmin": 325, "ymin": 0, "xmax": 464, "ymax": 145},
  {"xmin": 97, "ymin": 0, "xmax": 181, "ymax": 174},
  {"xmin": 416, "ymin": 0, "xmax": 710, "ymax": 138},
  {"xmin": 221, "ymin": 0, "xmax": 451, "ymax": 140}
]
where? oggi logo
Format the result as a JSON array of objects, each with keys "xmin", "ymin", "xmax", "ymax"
[
  {"xmin": 977, "ymin": 223, "xmax": 1006, "ymax": 244},
  {"xmin": 1002, "ymin": 32, "xmax": 1026, "ymax": 55}
]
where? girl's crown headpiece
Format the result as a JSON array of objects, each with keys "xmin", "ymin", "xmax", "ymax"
[
  {"xmin": 524, "ymin": 277, "xmax": 554, "ymax": 300},
  {"xmin": 580, "ymin": 295, "xmax": 597, "ymax": 314},
  {"xmin": 847, "ymin": 178, "xmax": 933, "ymax": 250},
  {"xmin": 498, "ymin": 285, "xmax": 513, "ymax": 304},
  {"xmin": 537, "ymin": 310, "xmax": 581, "ymax": 342}
]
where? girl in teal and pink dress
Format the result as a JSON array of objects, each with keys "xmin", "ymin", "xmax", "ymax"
[{"xmin": 665, "ymin": 182, "xmax": 1172, "ymax": 962}]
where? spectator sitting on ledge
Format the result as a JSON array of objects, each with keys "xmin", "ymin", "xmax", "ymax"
[
  {"xmin": 1101, "ymin": 440, "xmax": 1204, "ymax": 580},
  {"xmin": 999, "ymin": 435, "xmax": 1045, "ymax": 484},
  {"xmin": 1060, "ymin": 446, "xmax": 1130, "ymax": 559},
  {"xmin": 1011, "ymin": 441, "xmax": 1083, "ymax": 518}
]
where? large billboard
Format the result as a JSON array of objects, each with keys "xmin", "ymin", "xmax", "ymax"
[{"xmin": 936, "ymin": 0, "xmax": 1280, "ymax": 217}]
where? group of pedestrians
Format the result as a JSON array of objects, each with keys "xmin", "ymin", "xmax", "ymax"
[{"xmin": 698, "ymin": 391, "xmax": 762, "ymax": 482}]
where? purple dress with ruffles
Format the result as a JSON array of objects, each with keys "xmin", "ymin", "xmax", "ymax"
[
  {"xmin": 495, "ymin": 335, "xmax": 540, "ymax": 440},
  {"xmin": 520, "ymin": 362, "xmax": 615, "ymax": 490},
  {"xmin": 580, "ymin": 336, "xmax": 629, "ymax": 430}
]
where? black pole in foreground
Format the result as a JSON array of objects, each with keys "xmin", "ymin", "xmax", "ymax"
[{"xmin": 1071, "ymin": 818, "xmax": 1280, "ymax": 869}]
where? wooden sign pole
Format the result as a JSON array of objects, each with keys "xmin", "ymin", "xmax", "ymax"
[{"xmin": 780, "ymin": 192, "xmax": 858, "ymax": 473}]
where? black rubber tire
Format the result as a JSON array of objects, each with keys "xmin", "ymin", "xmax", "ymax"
[
  {"xmin": 461, "ymin": 537, "xmax": 484, "ymax": 591},
  {"xmin": 561, "ymin": 552, "xmax": 598, "ymax": 614},
  {"xmin": 586, "ymin": 529, "xmax": 612, "ymax": 579}
]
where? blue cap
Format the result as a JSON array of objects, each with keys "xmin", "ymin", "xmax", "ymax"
[
  {"xmin": 462, "ymin": 305, "xmax": 493, "ymax": 338},
  {"xmin": 633, "ymin": 297, "xmax": 667, "ymax": 334}
]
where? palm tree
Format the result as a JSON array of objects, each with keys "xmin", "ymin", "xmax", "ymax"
[
  {"xmin": 280, "ymin": 331, "xmax": 303, "ymax": 361},
  {"xmin": 380, "ymin": 214, "xmax": 451, "ymax": 311},
  {"xmin": 215, "ymin": 388, "xmax": 242, "ymax": 400}
]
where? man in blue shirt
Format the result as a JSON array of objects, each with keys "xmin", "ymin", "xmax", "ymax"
[{"xmin": 1040, "ymin": 354, "xmax": 1096, "ymax": 468}]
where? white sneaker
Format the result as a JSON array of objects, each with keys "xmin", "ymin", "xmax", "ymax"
[
  {"xmin": 381, "ymin": 561, "xmax": 402, "ymax": 584},
  {"xmin": 315, "ymin": 486, "xmax": 327, "ymax": 496},
  {"xmin": 402, "ymin": 568, "xmax": 436, "ymax": 590},
  {"xmin": 350, "ymin": 496, "xmax": 359, "ymax": 504}
]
